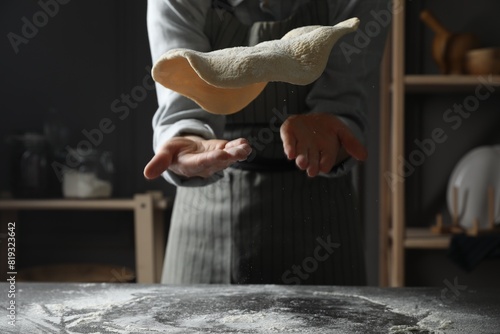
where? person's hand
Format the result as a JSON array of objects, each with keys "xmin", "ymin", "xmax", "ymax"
[
  {"xmin": 280, "ymin": 113, "xmax": 367, "ymax": 177},
  {"xmin": 143, "ymin": 136, "xmax": 252, "ymax": 180}
]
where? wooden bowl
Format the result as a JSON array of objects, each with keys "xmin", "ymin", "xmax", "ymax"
[
  {"xmin": 466, "ymin": 47, "xmax": 500, "ymax": 75},
  {"xmin": 420, "ymin": 10, "xmax": 480, "ymax": 74}
]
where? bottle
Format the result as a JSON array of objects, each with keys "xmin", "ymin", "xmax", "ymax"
[
  {"xmin": 15, "ymin": 133, "xmax": 50, "ymax": 198},
  {"xmin": 44, "ymin": 107, "xmax": 70, "ymax": 197}
]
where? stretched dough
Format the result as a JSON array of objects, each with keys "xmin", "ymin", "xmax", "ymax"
[{"xmin": 152, "ymin": 17, "xmax": 360, "ymax": 115}]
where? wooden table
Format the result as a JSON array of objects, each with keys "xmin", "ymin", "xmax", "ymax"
[{"xmin": 0, "ymin": 192, "xmax": 170, "ymax": 283}]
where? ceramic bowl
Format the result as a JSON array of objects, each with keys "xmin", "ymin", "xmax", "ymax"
[{"xmin": 447, "ymin": 145, "xmax": 500, "ymax": 229}]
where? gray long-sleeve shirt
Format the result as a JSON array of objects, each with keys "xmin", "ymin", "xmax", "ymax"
[{"xmin": 147, "ymin": 0, "xmax": 390, "ymax": 186}]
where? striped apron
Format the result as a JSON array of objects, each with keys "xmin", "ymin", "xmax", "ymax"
[{"xmin": 161, "ymin": 0, "xmax": 366, "ymax": 285}]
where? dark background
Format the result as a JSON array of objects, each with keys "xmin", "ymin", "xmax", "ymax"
[
  {"xmin": 0, "ymin": 0, "xmax": 499, "ymax": 286},
  {"xmin": 0, "ymin": 0, "xmax": 170, "ymax": 275},
  {"xmin": 0, "ymin": 0, "xmax": 167, "ymax": 198}
]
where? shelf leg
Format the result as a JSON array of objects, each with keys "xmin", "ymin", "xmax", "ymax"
[
  {"xmin": 390, "ymin": 0, "xmax": 406, "ymax": 287},
  {"xmin": 133, "ymin": 194, "xmax": 156, "ymax": 283}
]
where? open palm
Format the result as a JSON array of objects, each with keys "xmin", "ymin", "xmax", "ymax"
[{"xmin": 144, "ymin": 136, "xmax": 252, "ymax": 179}]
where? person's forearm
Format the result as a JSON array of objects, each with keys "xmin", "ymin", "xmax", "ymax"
[{"xmin": 147, "ymin": 0, "xmax": 227, "ymax": 187}]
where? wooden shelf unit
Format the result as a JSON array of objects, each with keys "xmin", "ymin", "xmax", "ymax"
[
  {"xmin": 378, "ymin": 1, "xmax": 500, "ymax": 287},
  {"xmin": 0, "ymin": 192, "xmax": 170, "ymax": 283}
]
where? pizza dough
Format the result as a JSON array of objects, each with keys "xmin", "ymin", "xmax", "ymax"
[{"xmin": 152, "ymin": 18, "xmax": 360, "ymax": 115}]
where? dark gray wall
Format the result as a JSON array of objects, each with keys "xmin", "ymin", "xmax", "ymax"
[{"xmin": 0, "ymin": 0, "xmax": 172, "ymax": 198}]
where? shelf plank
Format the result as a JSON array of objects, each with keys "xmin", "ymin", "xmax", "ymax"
[
  {"xmin": 0, "ymin": 196, "xmax": 169, "ymax": 211},
  {"xmin": 0, "ymin": 199, "xmax": 137, "ymax": 210},
  {"xmin": 389, "ymin": 227, "xmax": 451, "ymax": 249},
  {"xmin": 404, "ymin": 75, "xmax": 500, "ymax": 93},
  {"xmin": 404, "ymin": 228, "xmax": 451, "ymax": 249}
]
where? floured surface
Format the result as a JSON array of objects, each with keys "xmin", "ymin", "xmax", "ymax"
[{"xmin": 1, "ymin": 284, "xmax": 499, "ymax": 333}]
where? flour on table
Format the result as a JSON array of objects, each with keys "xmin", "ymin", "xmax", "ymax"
[{"xmin": 178, "ymin": 309, "xmax": 304, "ymax": 333}]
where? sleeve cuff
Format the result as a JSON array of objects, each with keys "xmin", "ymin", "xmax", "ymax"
[
  {"xmin": 320, "ymin": 115, "xmax": 365, "ymax": 178},
  {"xmin": 322, "ymin": 156, "xmax": 358, "ymax": 178}
]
